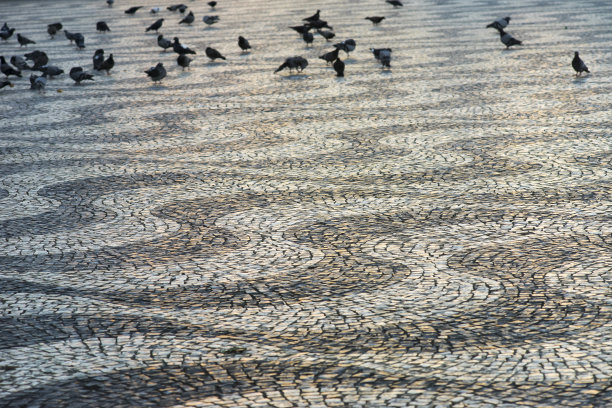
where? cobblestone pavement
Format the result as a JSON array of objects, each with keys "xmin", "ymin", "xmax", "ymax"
[{"xmin": 1, "ymin": 0, "xmax": 611, "ymax": 406}]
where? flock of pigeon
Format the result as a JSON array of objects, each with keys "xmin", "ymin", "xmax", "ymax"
[{"xmin": 0, "ymin": 0, "xmax": 592, "ymax": 93}]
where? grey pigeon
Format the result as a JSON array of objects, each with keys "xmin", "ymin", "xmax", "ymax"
[
  {"xmin": 497, "ymin": 28, "xmax": 522, "ymax": 48},
  {"xmin": 172, "ymin": 37, "xmax": 196, "ymax": 54},
  {"xmin": 29, "ymin": 74, "xmax": 46, "ymax": 92},
  {"xmin": 145, "ymin": 62, "xmax": 166, "ymax": 83},
  {"xmin": 317, "ymin": 29, "xmax": 335, "ymax": 42},
  {"xmin": 572, "ymin": 51, "xmax": 589, "ymax": 76},
  {"xmin": 238, "ymin": 36, "xmax": 251, "ymax": 52},
  {"xmin": 17, "ymin": 33, "xmax": 35, "ymax": 47},
  {"xmin": 0, "ymin": 56, "xmax": 21, "ymax": 77},
  {"xmin": 10, "ymin": 55, "xmax": 32, "ymax": 70},
  {"xmin": 386, "ymin": 0, "xmax": 403, "ymax": 7},
  {"xmin": 24, "ymin": 50, "xmax": 48, "ymax": 69},
  {"xmin": 125, "ymin": 6, "xmax": 142, "ymax": 14},
  {"xmin": 93, "ymin": 49, "xmax": 104, "ymax": 70},
  {"xmin": 40, "ymin": 64, "xmax": 64, "ymax": 77},
  {"xmin": 203, "ymin": 15, "xmax": 219, "ymax": 26},
  {"xmin": 96, "ymin": 21, "xmax": 111, "ymax": 32},
  {"xmin": 319, "ymin": 48, "xmax": 339, "ymax": 64},
  {"xmin": 487, "ymin": 17, "xmax": 510, "ymax": 30},
  {"xmin": 334, "ymin": 39, "xmax": 356, "ymax": 56},
  {"xmin": 146, "ymin": 19, "xmax": 164, "ymax": 33},
  {"xmin": 333, "ymin": 57, "xmax": 345, "ymax": 77},
  {"xmin": 274, "ymin": 56, "xmax": 308, "ymax": 74},
  {"xmin": 0, "ymin": 79, "xmax": 13, "ymax": 89},
  {"xmin": 365, "ymin": 16, "xmax": 385, "ymax": 25},
  {"xmin": 69, "ymin": 67, "xmax": 94, "ymax": 84},
  {"xmin": 179, "ymin": 11, "xmax": 194, "ymax": 25},
  {"xmin": 205, "ymin": 47, "xmax": 225, "ymax": 61},
  {"xmin": 177, "ymin": 54, "xmax": 192, "ymax": 70},
  {"xmin": 158, "ymin": 35, "xmax": 172, "ymax": 51},
  {"xmin": 370, "ymin": 48, "xmax": 392, "ymax": 68}
]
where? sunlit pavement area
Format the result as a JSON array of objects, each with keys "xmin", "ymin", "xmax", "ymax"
[{"xmin": 1, "ymin": 0, "xmax": 611, "ymax": 406}]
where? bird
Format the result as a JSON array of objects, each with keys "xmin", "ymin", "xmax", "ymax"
[
  {"xmin": 386, "ymin": 0, "xmax": 403, "ymax": 7},
  {"xmin": 208, "ymin": 1, "xmax": 217, "ymax": 8},
  {"xmin": 167, "ymin": 4, "xmax": 187, "ymax": 12},
  {"xmin": 0, "ymin": 79, "xmax": 13, "ymax": 89},
  {"xmin": 73, "ymin": 33, "xmax": 86, "ymax": 49},
  {"xmin": 179, "ymin": 11, "xmax": 194, "ymax": 25},
  {"xmin": 10, "ymin": 55, "xmax": 31, "ymax": 71},
  {"xmin": 1, "ymin": 23, "xmax": 9, "ymax": 31},
  {"xmin": 150, "ymin": 7, "xmax": 161, "ymax": 14},
  {"xmin": 365, "ymin": 16, "xmax": 385, "ymax": 25},
  {"xmin": 303, "ymin": 10, "xmax": 321, "ymax": 23},
  {"xmin": 40, "ymin": 65, "xmax": 64, "ymax": 77},
  {"xmin": 333, "ymin": 57, "xmax": 345, "ymax": 77},
  {"xmin": 93, "ymin": 49, "xmax": 105, "ymax": 70},
  {"xmin": 24, "ymin": 50, "xmax": 48, "ymax": 69},
  {"xmin": 205, "ymin": 47, "xmax": 226, "ymax": 61},
  {"xmin": 572, "ymin": 51, "xmax": 589, "ymax": 76},
  {"xmin": 486, "ymin": 17, "xmax": 510, "ymax": 30},
  {"xmin": 64, "ymin": 30, "xmax": 76, "ymax": 43},
  {"xmin": 334, "ymin": 39, "xmax": 356, "ymax": 56},
  {"xmin": 69, "ymin": 67, "xmax": 94, "ymax": 84},
  {"xmin": 274, "ymin": 56, "xmax": 308, "ymax": 74},
  {"xmin": 1, "ymin": 56, "xmax": 21, "ymax": 77},
  {"xmin": 371, "ymin": 48, "xmax": 392, "ymax": 68},
  {"xmin": 319, "ymin": 48, "xmax": 339, "ymax": 65},
  {"xmin": 146, "ymin": 19, "xmax": 164, "ymax": 33},
  {"xmin": 178, "ymin": 5, "xmax": 188, "ymax": 13},
  {"xmin": 47, "ymin": 23, "xmax": 61, "ymax": 38},
  {"xmin": 48, "ymin": 22, "xmax": 62, "ymax": 32},
  {"xmin": 125, "ymin": 6, "xmax": 143, "ymax": 14},
  {"xmin": 100, "ymin": 54, "xmax": 114, "ymax": 75},
  {"xmin": 157, "ymin": 35, "xmax": 173, "ymax": 51},
  {"xmin": 17, "ymin": 33, "xmax": 36, "ymax": 47},
  {"xmin": 106, "ymin": 0, "xmax": 114, "ymax": 6},
  {"xmin": 317, "ymin": 29, "xmax": 335, "ymax": 41},
  {"xmin": 307, "ymin": 20, "xmax": 332, "ymax": 30},
  {"xmin": 145, "ymin": 62, "xmax": 166, "ymax": 83},
  {"xmin": 289, "ymin": 25, "xmax": 311, "ymax": 36},
  {"xmin": 238, "ymin": 36, "xmax": 251, "ymax": 52},
  {"xmin": 497, "ymin": 29, "xmax": 522, "ymax": 48},
  {"xmin": 203, "ymin": 15, "xmax": 219, "ymax": 26},
  {"xmin": 303, "ymin": 31, "xmax": 314, "ymax": 46},
  {"xmin": 0, "ymin": 28, "xmax": 15, "ymax": 41},
  {"xmin": 177, "ymin": 54, "xmax": 192, "ymax": 70},
  {"xmin": 172, "ymin": 37, "xmax": 196, "ymax": 54},
  {"xmin": 29, "ymin": 74, "xmax": 46, "ymax": 92},
  {"xmin": 96, "ymin": 21, "xmax": 111, "ymax": 32}
]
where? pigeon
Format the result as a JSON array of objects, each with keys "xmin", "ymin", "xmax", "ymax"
[
  {"xmin": 172, "ymin": 37, "xmax": 196, "ymax": 54},
  {"xmin": 64, "ymin": 30, "xmax": 76, "ymax": 43},
  {"xmin": 371, "ymin": 48, "xmax": 392, "ymax": 68},
  {"xmin": 486, "ymin": 17, "xmax": 510, "ymax": 30},
  {"xmin": 333, "ymin": 57, "xmax": 345, "ymax": 77},
  {"xmin": 40, "ymin": 64, "xmax": 64, "ymax": 77},
  {"xmin": 319, "ymin": 48, "xmax": 339, "ymax": 64},
  {"xmin": 334, "ymin": 39, "xmax": 356, "ymax": 56},
  {"xmin": 157, "ymin": 34, "xmax": 173, "ymax": 51},
  {"xmin": 303, "ymin": 31, "xmax": 314, "ymax": 46},
  {"xmin": 177, "ymin": 54, "xmax": 192, "ymax": 70},
  {"xmin": 0, "ymin": 28, "xmax": 15, "ymax": 41},
  {"xmin": 1, "ymin": 23, "xmax": 9, "ymax": 32},
  {"xmin": 29, "ymin": 74, "xmax": 46, "ymax": 92},
  {"xmin": 47, "ymin": 24, "xmax": 59, "ymax": 38},
  {"xmin": 274, "ymin": 56, "xmax": 308, "ymax": 74},
  {"xmin": 146, "ymin": 19, "xmax": 164, "ymax": 33},
  {"xmin": 365, "ymin": 16, "xmax": 385, "ymax": 25},
  {"xmin": 107, "ymin": 0, "xmax": 114, "ymax": 6},
  {"xmin": 10, "ymin": 55, "xmax": 31, "ymax": 71},
  {"xmin": 307, "ymin": 20, "xmax": 332, "ymax": 30},
  {"xmin": 93, "ymin": 49, "xmax": 105, "ymax": 70},
  {"xmin": 290, "ymin": 25, "xmax": 311, "ymax": 36},
  {"xmin": 0, "ymin": 79, "xmax": 13, "ymax": 89},
  {"xmin": 303, "ymin": 10, "xmax": 321, "ymax": 23},
  {"xmin": 386, "ymin": 0, "xmax": 403, "ymax": 7},
  {"xmin": 178, "ymin": 5, "xmax": 187, "ymax": 13},
  {"xmin": 497, "ymin": 28, "xmax": 522, "ymax": 48},
  {"xmin": 317, "ymin": 29, "xmax": 335, "ymax": 41},
  {"xmin": 73, "ymin": 33, "xmax": 86, "ymax": 49},
  {"xmin": 572, "ymin": 51, "xmax": 589, "ymax": 76},
  {"xmin": 150, "ymin": 7, "xmax": 161, "ymax": 14},
  {"xmin": 167, "ymin": 4, "xmax": 187, "ymax": 12},
  {"xmin": 17, "ymin": 33, "xmax": 36, "ymax": 47},
  {"xmin": 205, "ymin": 47, "xmax": 225, "ymax": 61},
  {"xmin": 69, "ymin": 67, "xmax": 94, "ymax": 84},
  {"xmin": 96, "ymin": 21, "xmax": 111, "ymax": 32},
  {"xmin": 208, "ymin": 1, "xmax": 217, "ymax": 8},
  {"xmin": 238, "ymin": 36, "xmax": 251, "ymax": 52},
  {"xmin": 24, "ymin": 50, "xmax": 48, "ymax": 69},
  {"xmin": 100, "ymin": 54, "xmax": 114, "ymax": 75},
  {"xmin": 203, "ymin": 15, "xmax": 219, "ymax": 26},
  {"xmin": 145, "ymin": 62, "xmax": 166, "ymax": 83},
  {"xmin": 125, "ymin": 6, "xmax": 143, "ymax": 14},
  {"xmin": 0, "ymin": 56, "xmax": 22, "ymax": 77},
  {"xmin": 179, "ymin": 11, "xmax": 194, "ymax": 25}
]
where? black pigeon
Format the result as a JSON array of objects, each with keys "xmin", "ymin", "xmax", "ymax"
[
  {"xmin": 1, "ymin": 23, "xmax": 9, "ymax": 31},
  {"xmin": 208, "ymin": 1, "xmax": 217, "ymax": 8},
  {"xmin": 497, "ymin": 29, "xmax": 522, "ymax": 48},
  {"xmin": 178, "ymin": 5, "xmax": 188, "ymax": 13},
  {"xmin": 317, "ymin": 29, "xmax": 335, "ymax": 41},
  {"xmin": 158, "ymin": 35, "xmax": 173, "ymax": 51},
  {"xmin": 319, "ymin": 48, "xmax": 339, "ymax": 65},
  {"xmin": 146, "ymin": 19, "xmax": 164, "ymax": 33},
  {"xmin": 96, "ymin": 21, "xmax": 111, "ymax": 32},
  {"xmin": 486, "ymin": 17, "xmax": 510, "ymax": 30},
  {"xmin": 334, "ymin": 39, "xmax": 356, "ymax": 56},
  {"xmin": 203, "ymin": 15, "xmax": 219, "ymax": 26},
  {"xmin": 1, "ymin": 56, "xmax": 22, "ymax": 77},
  {"xmin": 145, "ymin": 62, "xmax": 166, "ymax": 83},
  {"xmin": 100, "ymin": 54, "xmax": 114, "ymax": 75},
  {"xmin": 73, "ymin": 33, "xmax": 85, "ymax": 49},
  {"xmin": 167, "ymin": 4, "xmax": 186, "ymax": 12},
  {"xmin": 333, "ymin": 57, "xmax": 345, "ymax": 77},
  {"xmin": 64, "ymin": 30, "xmax": 76, "ymax": 43},
  {"xmin": 386, "ymin": 0, "xmax": 403, "ymax": 7},
  {"xmin": 125, "ymin": 6, "xmax": 143, "ymax": 14},
  {"xmin": 69, "ymin": 67, "xmax": 94, "ymax": 84},
  {"xmin": 10, "ymin": 55, "xmax": 31, "ymax": 71},
  {"xmin": 290, "ymin": 25, "xmax": 311, "ymax": 35},
  {"xmin": 205, "ymin": 47, "xmax": 225, "ymax": 61},
  {"xmin": 274, "ymin": 56, "xmax": 308, "ymax": 74},
  {"xmin": 29, "ymin": 74, "xmax": 46, "ymax": 92},
  {"xmin": 0, "ymin": 79, "xmax": 13, "ymax": 89},
  {"xmin": 107, "ymin": 0, "xmax": 114, "ymax": 6},
  {"xmin": 93, "ymin": 49, "xmax": 104, "ymax": 70},
  {"xmin": 303, "ymin": 31, "xmax": 314, "ymax": 46},
  {"xmin": 40, "ymin": 64, "xmax": 64, "ymax": 77},
  {"xmin": 307, "ymin": 20, "xmax": 332, "ymax": 30},
  {"xmin": 172, "ymin": 37, "xmax": 196, "ymax": 54},
  {"xmin": 47, "ymin": 23, "xmax": 62, "ymax": 38},
  {"xmin": 371, "ymin": 48, "xmax": 392, "ymax": 68},
  {"xmin": 238, "ymin": 36, "xmax": 251, "ymax": 52},
  {"xmin": 17, "ymin": 33, "xmax": 36, "ymax": 47},
  {"xmin": 366, "ymin": 16, "xmax": 385, "ymax": 25},
  {"xmin": 303, "ymin": 10, "xmax": 321, "ymax": 23},
  {"xmin": 177, "ymin": 54, "xmax": 192, "ymax": 70},
  {"xmin": 572, "ymin": 51, "xmax": 589, "ymax": 76},
  {"xmin": 24, "ymin": 50, "xmax": 48, "ymax": 69},
  {"xmin": 0, "ymin": 28, "xmax": 15, "ymax": 41},
  {"xmin": 179, "ymin": 11, "xmax": 194, "ymax": 25}
]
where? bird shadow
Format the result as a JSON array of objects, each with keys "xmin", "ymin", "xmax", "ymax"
[
  {"xmin": 148, "ymin": 84, "xmax": 167, "ymax": 90},
  {"xmin": 572, "ymin": 75, "xmax": 589, "ymax": 84},
  {"xmin": 239, "ymin": 52, "xmax": 251, "ymax": 58},
  {"xmin": 281, "ymin": 74, "xmax": 309, "ymax": 80},
  {"xmin": 334, "ymin": 77, "xmax": 346, "ymax": 83},
  {"xmin": 379, "ymin": 69, "xmax": 392, "ymax": 76},
  {"xmin": 178, "ymin": 71, "xmax": 193, "ymax": 77}
]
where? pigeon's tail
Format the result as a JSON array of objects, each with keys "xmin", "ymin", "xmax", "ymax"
[
  {"xmin": 274, "ymin": 62, "xmax": 288, "ymax": 73},
  {"xmin": 220, "ymin": 56, "xmax": 226, "ymax": 60}
]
